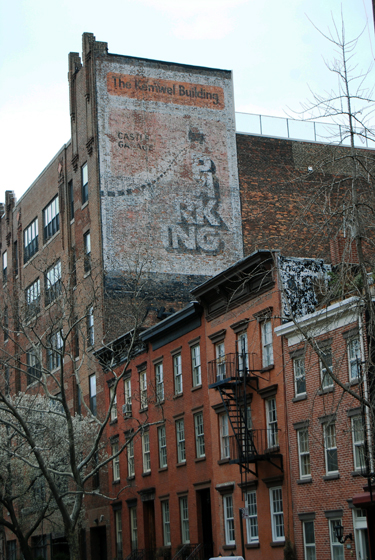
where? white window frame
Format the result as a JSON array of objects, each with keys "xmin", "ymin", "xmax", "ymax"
[
  {"xmin": 158, "ymin": 425, "xmax": 167, "ymax": 468},
  {"xmin": 82, "ymin": 162, "xmax": 89, "ymax": 204},
  {"xmin": 320, "ymin": 349, "xmax": 333, "ymax": 389},
  {"xmin": 179, "ymin": 496, "xmax": 190, "ymax": 544},
  {"xmin": 237, "ymin": 331, "xmax": 249, "ymax": 374},
  {"xmin": 155, "ymin": 362, "xmax": 164, "ymax": 402},
  {"xmin": 348, "ymin": 338, "xmax": 361, "ymax": 381},
  {"xmin": 245, "ymin": 490, "xmax": 258, "ymax": 544},
  {"xmin": 223, "ymin": 495, "xmax": 235, "ymax": 545},
  {"xmin": 216, "ymin": 341, "xmax": 226, "ymax": 380},
  {"xmin": 191, "ymin": 344, "xmax": 201, "ymax": 387},
  {"xmin": 324, "ymin": 423, "xmax": 338, "ymax": 474},
  {"xmin": 24, "ymin": 218, "xmax": 38, "ymax": 263},
  {"xmin": 297, "ymin": 429, "xmax": 311, "ymax": 478},
  {"xmin": 303, "ymin": 521, "xmax": 316, "ymax": 560},
  {"xmin": 173, "ymin": 353, "xmax": 183, "ymax": 395},
  {"xmin": 352, "ymin": 416, "xmax": 365, "ymax": 472},
  {"xmin": 352, "ymin": 508, "xmax": 369, "ymax": 560},
  {"xmin": 266, "ymin": 397, "xmax": 279, "ymax": 448},
  {"xmin": 87, "ymin": 306, "xmax": 94, "ymax": 347},
  {"xmin": 139, "ymin": 371, "xmax": 147, "ymax": 409},
  {"xmin": 262, "ymin": 319, "xmax": 273, "ymax": 367},
  {"xmin": 2, "ymin": 251, "xmax": 7, "ymax": 283},
  {"xmin": 26, "ymin": 278, "xmax": 41, "ymax": 317},
  {"xmin": 43, "ymin": 195, "xmax": 60, "ymax": 242},
  {"xmin": 45, "ymin": 260, "xmax": 61, "ymax": 305},
  {"xmin": 112, "ymin": 441, "xmax": 120, "ymax": 481},
  {"xmin": 220, "ymin": 413, "xmax": 230, "ymax": 459},
  {"xmin": 130, "ymin": 506, "xmax": 138, "ymax": 551},
  {"xmin": 84, "ymin": 230, "xmax": 91, "ymax": 273},
  {"xmin": 47, "ymin": 330, "xmax": 63, "ymax": 371},
  {"xmin": 294, "ymin": 356, "xmax": 306, "ymax": 396},
  {"xmin": 270, "ymin": 487, "xmax": 285, "ymax": 542},
  {"xmin": 127, "ymin": 438, "xmax": 135, "ymax": 477},
  {"xmin": 110, "ymin": 385, "xmax": 118, "ymax": 421},
  {"xmin": 176, "ymin": 418, "xmax": 186, "ymax": 463},
  {"xmin": 162, "ymin": 501, "xmax": 171, "ymax": 546},
  {"xmin": 142, "ymin": 431, "xmax": 151, "ymax": 473},
  {"xmin": 194, "ymin": 412, "xmax": 205, "ymax": 458},
  {"xmin": 115, "ymin": 509, "xmax": 122, "ymax": 560},
  {"xmin": 124, "ymin": 378, "xmax": 132, "ymax": 415},
  {"xmin": 329, "ymin": 519, "xmax": 344, "ymax": 560},
  {"xmin": 89, "ymin": 374, "xmax": 97, "ymax": 416}
]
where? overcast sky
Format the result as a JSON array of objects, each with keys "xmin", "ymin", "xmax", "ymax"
[{"xmin": 0, "ymin": 0, "xmax": 374, "ymax": 201}]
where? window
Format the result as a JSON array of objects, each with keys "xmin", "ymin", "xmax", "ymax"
[
  {"xmin": 110, "ymin": 385, "xmax": 117, "ymax": 421},
  {"xmin": 180, "ymin": 496, "xmax": 190, "ymax": 544},
  {"xmin": 238, "ymin": 331, "xmax": 249, "ymax": 374},
  {"xmin": 191, "ymin": 344, "xmax": 201, "ymax": 386},
  {"xmin": 266, "ymin": 397, "xmax": 279, "ymax": 448},
  {"xmin": 262, "ymin": 319, "xmax": 273, "ymax": 367},
  {"xmin": 71, "ymin": 249, "xmax": 77, "ymax": 287},
  {"xmin": 329, "ymin": 519, "xmax": 344, "ymax": 560},
  {"xmin": 174, "ymin": 353, "xmax": 183, "ymax": 395},
  {"xmin": 155, "ymin": 362, "xmax": 164, "ymax": 402},
  {"xmin": 139, "ymin": 371, "xmax": 147, "ymax": 409},
  {"xmin": 31, "ymin": 535, "xmax": 47, "ymax": 560},
  {"xmin": 220, "ymin": 413, "xmax": 230, "ymax": 459},
  {"xmin": 303, "ymin": 521, "xmax": 316, "ymax": 560},
  {"xmin": 82, "ymin": 163, "xmax": 89, "ymax": 204},
  {"xmin": 127, "ymin": 438, "xmax": 135, "ymax": 477},
  {"xmin": 245, "ymin": 491, "xmax": 258, "ymax": 544},
  {"xmin": 2, "ymin": 251, "xmax": 7, "ymax": 283},
  {"xmin": 27, "ymin": 348, "xmax": 41, "ymax": 385},
  {"xmin": 130, "ymin": 506, "xmax": 138, "ymax": 551},
  {"xmin": 324, "ymin": 423, "xmax": 338, "ymax": 474},
  {"xmin": 223, "ymin": 495, "xmax": 235, "ymax": 545},
  {"xmin": 3, "ymin": 306, "xmax": 8, "ymax": 341},
  {"xmin": 162, "ymin": 501, "xmax": 171, "ymax": 546},
  {"xmin": 352, "ymin": 508, "xmax": 369, "ymax": 560},
  {"xmin": 24, "ymin": 218, "xmax": 38, "ymax": 263},
  {"xmin": 45, "ymin": 260, "xmax": 61, "ymax": 305},
  {"xmin": 7, "ymin": 540, "xmax": 16, "ymax": 560},
  {"xmin": 158, "ymin": 425, "xmax": 167, "ymax": 468},
  {"xmin": 294, "ymin": 356, "xmax": 306, "ymax": 396},
  {"xmin": 26, "ymin": 278, "xmax": 41, "ymax": 318},
  {"xmin": 114, "ymin": 509, "xmax": 122, "ymax": 560},
  {"xmin": 84, "ymin": 231, "xmax": 91, "ymax": 273},
  {"xmin": 348, "ymin": 338, "xmax": 361, "ymax": 381},
  {"xmin": 124, "ymin": 378, "xmax": 132, "ymax": 415},
  {"xmin": 176, "ymin": 418, "xmax": 186, "ymax": 463},
  {"xmin": 89, "ymin": 374, "xmax": 97, "ymax": 416},
  {"xmin": 194, "ymin": 412, "xmax": 205, "ymax": 458},
  {"xmin": 112, "ymin": 441, "xmax": 120, "ymax": 481},
  {"xmin": 216, "ymin": 341, "xmax": 226, "ymax": 380},
  {"xmin": 142, "ymin": 431, "xmax": 151, "ymax": 473},
  {"xmin": 14, "ymin": 240, "xmax": 18, "ymax": 277},
  {"xmin": 241, "ymin": 405, "xmax": 253, "ymax": 454},
  {"xmin": 69, "ymin": 180, "xmax": 74, "ymax": 220},
  {"xmin": 47, "ymin": 331, "xmax": 63, "ymax": 371},
  {"xmin": 352, "ymin": 416, "xmax": 365, "ymax": 472},
  {"xmin": 270, "ymin": 487, "xmax": 285, "ymax": 542},
  {"xmin": 43, "ymin": 196, "xmax": 59, "ymax": 242},
  {"xmin": 297, "ymin": 429, "xmax": 311, "ymax": 478},
  {"xmin": 87, "ymin": 307, "xmax": 94, "ymax": 347},
  {"xmin": 320, "ymin": 349, "xmax": 333, "ymax": 389}
]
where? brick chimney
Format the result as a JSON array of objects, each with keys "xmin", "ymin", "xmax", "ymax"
[{"xmin": 330, "ymin": 233, "xmax": 359, "ymax": 266}]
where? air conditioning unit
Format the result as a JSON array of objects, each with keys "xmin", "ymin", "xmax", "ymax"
[{"xmin": 122, "ymin": 404, "xmax": 132, "ymax": 416}]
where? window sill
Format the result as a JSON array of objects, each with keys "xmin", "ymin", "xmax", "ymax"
[
  {"xmin": 112, "ymin": 479, "xmax": 121, "ymax": 485},
  {"xmin": 217, "ymin": 458, "xmax": 230, "ymax": 465},
  {"xmin": 222, "ymin": 545, "xmax": 236, "ymax": 551},
  {"xmin": 292, "ymin": 394, "xmax": 307, "ymax": 403},
  {"xmin": 142, "ymin": 471, "xmax": 151, "ymax": 477},
  {"xmin": 109, "ymin": 419, "xmax": 118, "ymax": 426},
  {"xmin": 139, "ymin": 407, "xmax": 148, "ymax": 413},
  {"xmin": 127, "ymin": 475, "xmax": 135, "ymax": 481},
  {"xmin": 261, "ymin": 364, "xmax": 274, "ymax": 372},
  {"xmin": 70, "ymin": 218, "xmax": 75, "ymax": 225},
  {"xmin": 23, "ymin": 251, "xmax": 39, "ymax": 268},
  {"xmin": 351, "ymin": 470, "xmax": 363, "ymax": 477},
  {"xmin": 323, "ymin": 473, "xmax": 340, "ymax": 481},
  {"xmin": 43, "ymin": 229, "xmax": 60, "ymax": 248},
  {"xmin": 173, "ymin": 393, "xmax": 183, "ymax": 399},
  {"xmin": 191, "ymin": 384, "xmax": 202, "ymax": 392},
  {"xmin": 246, "ymin": 543, "xmax": 260, "ymax": 549},
  {"xmin": 265, "ymin": 445, "xmax": 280, "ymax": 453},
  {"xmin": 270, "ymin": 541, "xmax": 285, "ymax": 548},
  {"xmin": 346, "ymin": 379, "xmax": 359, "ymax": 387},
  {"xmin": 297, "ymin": 477, "xmax": 312, "ymax": 484},
  {"xmin": 176, "ymin": 461, "xmax": 187, "ymax": 468},
  {"xmin": 81, "ymin": 201, "xmax": 89, "ymax": 210},
  {"xmin": 318, "ymin": 386, "xmax": 334, "ymax": 395},
  {"xmin": 195, "ymin": 456, "xmax": 206, "ymax": 463},
  {"xmin": 158, "ymin": 467, "xmax": 168, "ymax": 473},
  {"xmin": 84, "ymin": 271, "xmax": 91, "ymax": 279}
]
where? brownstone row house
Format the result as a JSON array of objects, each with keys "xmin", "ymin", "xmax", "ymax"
[{"xmin": 0, "ymin": 31, "xmax": 374, "ymax": 560}]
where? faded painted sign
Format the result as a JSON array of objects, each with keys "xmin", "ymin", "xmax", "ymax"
[{"xmin": 96, "ymin": 57, "xmax": 242, "ymax": 278}]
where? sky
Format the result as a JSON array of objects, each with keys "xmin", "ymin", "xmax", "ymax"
[{"xmin": 0, "ymin": 0, "xmax": 374, "ymax": 201}]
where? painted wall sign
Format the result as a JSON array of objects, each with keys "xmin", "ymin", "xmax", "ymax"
[{"xmin": 96, "ymin": 58, "xmax": 242, "ymax": 278}]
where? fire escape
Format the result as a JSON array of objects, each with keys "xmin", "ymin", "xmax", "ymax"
[{"xmin": 208, "ymin": 343, "xmax": 283, "ymax": 490}]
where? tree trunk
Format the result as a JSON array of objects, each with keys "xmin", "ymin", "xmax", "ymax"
[{"xmin": 66, "ymin": 528, "xmax": 80, "ymax": 560}]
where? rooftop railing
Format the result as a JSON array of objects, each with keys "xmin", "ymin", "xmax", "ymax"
[{"xmin": 235, "ymin": 112, "xmax": 375, "ymax": 149}]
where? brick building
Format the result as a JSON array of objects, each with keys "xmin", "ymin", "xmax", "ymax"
[{"xmin": 0, "ymin": 31, "xmax": 374, "ymax": 560}]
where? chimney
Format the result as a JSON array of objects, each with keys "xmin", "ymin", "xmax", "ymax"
[{"xmin": 330, "ymin": 233, "xmax": 359, "ymax": 266}]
